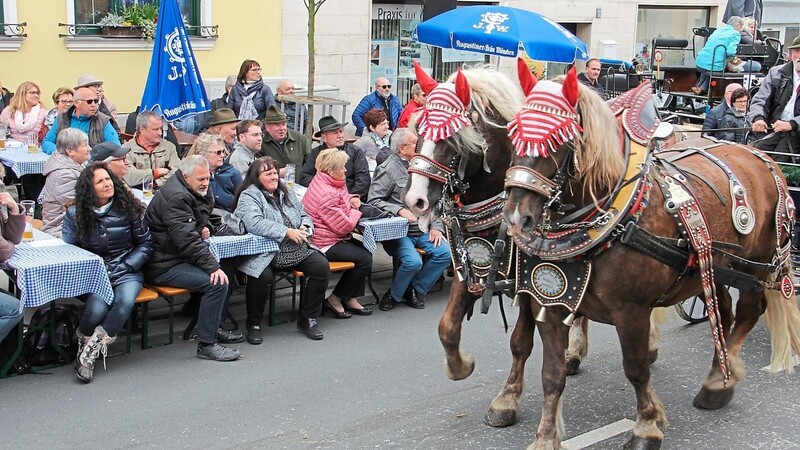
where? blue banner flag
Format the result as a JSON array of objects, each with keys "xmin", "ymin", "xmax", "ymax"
[{"xmin": 140, "ymin": 0, "xmax": 209, "ymax": 121}]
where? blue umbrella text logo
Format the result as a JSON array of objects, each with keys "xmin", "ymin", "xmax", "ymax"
[{"xmin": 473, "ymin": 12, "xmax": 509, "ymax": 35}]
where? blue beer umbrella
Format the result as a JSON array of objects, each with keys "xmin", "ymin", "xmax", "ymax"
[
  {"xmin": 415, "ymin": 5, "xmax": 589, "ymax": 63},
  {"xmin": 140, "ymin": 0, "xmax": 209, "ymax": 121}
]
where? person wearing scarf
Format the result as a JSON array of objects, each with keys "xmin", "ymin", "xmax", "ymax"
[
  {"xmin": 228, "ymin": 59, "xmax": 276, "ymax": 120},
  {"xmin": 0, "ymin": 81, "xmax": 47, "ymax": 143}
]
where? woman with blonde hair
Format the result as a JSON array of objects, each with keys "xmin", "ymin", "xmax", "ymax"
[
  {"xmin": 302, "ymin": 148, "xmax": 373, "ymax": 317},
  {"xmin": 0, "ymin": 81, "xmax": 47, "ymax": 143}
]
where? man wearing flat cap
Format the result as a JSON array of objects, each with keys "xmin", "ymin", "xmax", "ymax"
[
  {"xmin": 298, "ymin": 115, "xmax": 370, "ymax": 200},
  {"xmin": 91, "ymin": 142, "xmax": 130, "ymax": 180},
  {"xmin": 258, "ymin": 105, "xmax": 311, "ymax": 183}
]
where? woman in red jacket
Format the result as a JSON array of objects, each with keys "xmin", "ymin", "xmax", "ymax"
[{"xmin": 302, "ymin": 149, "xmax": 373, "ymax": 317}]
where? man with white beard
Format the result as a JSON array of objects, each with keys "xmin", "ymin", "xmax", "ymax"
[
  {"xmin": 144, "ymin": 156, "xmax": 243, "ymax": 362},
  {"xmin": 352, "ymin": 77, "xmax": 403, "ymax": 136}
]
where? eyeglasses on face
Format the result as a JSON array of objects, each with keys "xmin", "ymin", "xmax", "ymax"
[
  {"xmin": 76, "ymin": 98, "xmax": 100, "ymax": 105},
  {"xmin": 111, "ymin": 156, "xmax": 127, "ymax": 162},
  {"xmin": 733, "ymin": 99, "xmax": 749, "ymax": 104},
  {"xmin": 379, "ymin": 84, "xmax": 392, "ymax": 89},
  {"xmin": 210, "ymin": 149, "xmax": 227, "ymax": 156},
  {"xmin": 249, "ymin": 67, "xmax": 262, "ymax": 72},
  {"xmin": 58, "ymin": 99, "xmax": 74, "ymax": 105},
  {"xmin": 27, "ymin": 91, "xmax": 41, "ymax": 96}
]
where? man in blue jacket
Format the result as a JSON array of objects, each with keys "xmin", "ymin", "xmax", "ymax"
[
  {"xmin": 352, "ymin": 77, "xmax": 403, "ymax": 136},
  {"xmin": 42, "ymin": 86, "xmax": 120, "ymax": 154}
]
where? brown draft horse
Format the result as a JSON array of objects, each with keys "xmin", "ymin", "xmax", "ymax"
[
  {"xmin": 402, "ymin": 63, "xmax": 596, "ymax": 383},
  {"xmin": 500, "ymin": 65, "xmax": 800, "ymax": 449}
]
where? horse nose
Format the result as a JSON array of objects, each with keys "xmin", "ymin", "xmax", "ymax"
[
  {"xmin": 504, "ymin": 189, "xmax": 536, "ymax": 234},
  {"xmin": 414, "ymin": 197, "xmax": 429, "ymax": 212}
]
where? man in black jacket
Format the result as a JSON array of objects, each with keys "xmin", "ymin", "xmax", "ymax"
[
  {"xmin": 748, "ymin": 36, "xmax": 800, "ymax": 159},
  {"xmin": 144, "ymin": 156, "xmax": 243, "ymax": 361},
  {"xmin": 298, "ymin": 116, "xmax": 370, "ymax": 200}
]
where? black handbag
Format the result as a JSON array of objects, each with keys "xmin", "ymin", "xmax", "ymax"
[{"xmin": 359, "ymin": 203, "xmax": 392, "ymax": 220}]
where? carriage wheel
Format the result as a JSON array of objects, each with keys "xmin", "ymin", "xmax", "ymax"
[{"xmin": 675, "ymin": 295, "xmax": 709, "ymax": 324}]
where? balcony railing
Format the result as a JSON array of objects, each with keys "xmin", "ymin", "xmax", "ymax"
[{"xmin": 1, "ymin": 22, "xmax": 27, "ymax": 38}]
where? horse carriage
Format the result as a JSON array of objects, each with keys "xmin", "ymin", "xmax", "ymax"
[
  {"xmin": 600, "ymin": 31, "xmax": 787, "ymax": 125},
  {"xmin": 402, "ymin": 60, "xmax": 800, "ymax": 449}
]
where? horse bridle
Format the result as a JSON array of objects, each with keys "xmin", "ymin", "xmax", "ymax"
[
  {"xmin": 408, "ymin": 153, "xmax": 470, "ymax": 216},
  {"xmin": 503, "ymin": 148, "xmax": 574, "ymax": 229}
]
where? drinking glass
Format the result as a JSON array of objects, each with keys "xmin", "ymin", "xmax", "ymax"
[
  {"xmin": 284, "ymin": 163, "xmax": 296, "ymax": 188},
  {"xmin": 20, "ymin": 200, "xmax": 35, "ymax": 242},
  {"xmin": 26, "ymin": 133, "xmax": 39, "ymax": 154},
  {"xmin": 142, "ymin": 175, "xmax": 154, "ymax": 199},
  {"xmin": 0, "ymin": 123, "xmax": 7, "ymax": 150}
]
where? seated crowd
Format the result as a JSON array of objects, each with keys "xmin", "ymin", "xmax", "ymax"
[{"xmin": 0, "ymin": 69, "xmax": 451, "ymax": 385}]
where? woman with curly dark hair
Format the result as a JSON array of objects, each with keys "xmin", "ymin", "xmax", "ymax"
[{"xmin": 62, "ymin": 162, "xmax": 155, "ymax": 383}]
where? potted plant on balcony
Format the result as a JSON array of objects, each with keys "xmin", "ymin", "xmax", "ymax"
[{"xmin": 98, "ymin": 3, "xmax": 158, "ymax": 41}]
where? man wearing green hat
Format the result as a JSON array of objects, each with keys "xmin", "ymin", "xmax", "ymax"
[
  {"xmin": 258, "ymin": 104, "xmax": 311, "ymax": 183},
  {"xmin": 298, "ymin": 115, "xmax": 370, "ymax": 200}
]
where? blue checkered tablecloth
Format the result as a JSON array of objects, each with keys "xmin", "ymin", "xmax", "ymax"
[
  {"xmin": 206, "ymin": 234, "xmax": 279, "ymax": 261},
  {"xmin": 358, "ymin": 216, "xmax": 409, "ymax": 254},
  {"xmin": 0, "ymin": 144, "xmax": 50, "ymax": 177},
  {"xmin": 3, "ymin": 230, "xmax": 115, "ymax": 308}
]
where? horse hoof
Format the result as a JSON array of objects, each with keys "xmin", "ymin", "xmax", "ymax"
[
  {"xmin": 445, "ymin": 355, "xmax": 475, "ymax": 381},
  {"xmin": 693, "ymin": 386, "xmax": 735, "ymax": 410},
  {"xmin": 649, "ymin": 349, "xmax": 658, "ymax": 365},
  {"xmin": 566, "ymin": 358, "xmax": 581, "ymax": 375},
  {"xmin": 622, "ymin": 436, "xmax": 662, "ymax": 450},
  {"xmin": 484, "ymin": 408, "xmax": 517, "ymax": 427}
]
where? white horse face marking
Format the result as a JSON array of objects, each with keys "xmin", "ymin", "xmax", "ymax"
[{"xmin": 405, "ymin": 138, "xmax": 436, "ymax": 217}]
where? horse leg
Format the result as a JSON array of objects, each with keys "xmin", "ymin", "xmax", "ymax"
[
  {"xmin": 438, "ymin": 281, "xmax": 475, "ymax": 380},
  {"xmin": 526, "ymin": 307, "xmax": 570, "ymax": 450},
  {"xmin": 565, "ymin": 316, "xmax": 588, "ymax": 375},
  {"xmin": 485, "ymin": 295, "xmax": 535, "ymax": 427},
  {"xmin": 648, "ymin": 308, "xmax": 669, "ymax": 365},
  {"xmin": 693, "ymin": 286, "xmax": 749, "ymax": 410},
  {"xmin": 616, "ymin": 309, "xmax": 668, "ymax": 450}
]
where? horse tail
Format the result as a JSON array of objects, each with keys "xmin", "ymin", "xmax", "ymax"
[{"xmin": 762, "ymin": 270, "xmax": 800, "ymax": 374}]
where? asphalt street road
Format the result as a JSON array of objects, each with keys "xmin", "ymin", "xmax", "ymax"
[{"xmin": 1, "ymin": 279, "xmax": 799, "ymax": 449}]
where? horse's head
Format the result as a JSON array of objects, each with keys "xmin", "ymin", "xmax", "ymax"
[
  {"xmin": 503, "ymin": 62, "xmax": 623, "ymax": 241},
  {"xmin": 404, "ymin": 61, "xmax": 522, "ymax": 231}
]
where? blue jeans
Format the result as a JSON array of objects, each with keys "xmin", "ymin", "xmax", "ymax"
[
  {"xmin": 78, "ymin": 281, "xmax": 142, "ymax": 337},
  {"xmin": 0, "ymin": 292, "xmax": 22, "ymax": 342},
  {"xmin": 148, "ymin": 263, "xmax": 228, "ymax": 344},
  {"xmin": 383, "ymin": 234, "xmax": 451, "ymax": 302}
]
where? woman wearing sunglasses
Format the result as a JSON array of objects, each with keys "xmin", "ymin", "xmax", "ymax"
[{"xmin": 190, "ymin": 133, "xmax": 242, "ymax": 212}]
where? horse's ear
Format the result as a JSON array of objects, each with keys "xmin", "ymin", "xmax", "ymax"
[
  {"xmin": 413, "ymin": 60, "xmax": 437, "ymax": 95},
  {"xmin": 563, "ymin": 66, "xmax": 579, "ymax": 107},
  {"xmin": 517, "ymin": 58, "xmax": 537, "ymax": 95},
  {"xmin": 455, "ymin": 68, "xmax": 471, "ymax": 107}
]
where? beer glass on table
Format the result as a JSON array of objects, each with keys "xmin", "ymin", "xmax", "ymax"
[
  {"xmin": 20, "ymin": 200, "xmax": 35, "ymax": 242},
  {"xmin": 0, "ymin": 123, "xmax": 7, "ymax": 150},
  {"xmin": 142, "ymin": 175, "xmax": 154, "ymax": 199}
]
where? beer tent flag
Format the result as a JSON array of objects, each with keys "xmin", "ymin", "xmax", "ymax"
[{"xmin": 140, "ymin": 0, "xmax": 209, "ymax": 121}]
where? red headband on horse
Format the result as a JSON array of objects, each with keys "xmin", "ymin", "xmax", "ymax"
[
  {"xmin": 508, "ymin": 58, "xmax": 582, "ymax": 158},
  {"xmin": 413, "ymin": 60, "xmax": 473, "ymax": 142}
]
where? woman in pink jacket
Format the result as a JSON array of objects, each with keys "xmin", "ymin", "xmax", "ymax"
[{"xmin": 302, "ymin": 149, "xmax": 373, "ymax": 317}]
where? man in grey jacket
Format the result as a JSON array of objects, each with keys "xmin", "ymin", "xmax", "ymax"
[{"xmin": 368, "ymin": 128, "xmax": 451, "ymax": 311}]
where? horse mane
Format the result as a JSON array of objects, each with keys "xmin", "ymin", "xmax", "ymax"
[
  {"xmin": 439, "ymin": 65, "xmax": 524, "ymax": 156},
  {"xmin": 552, "ymin": 75, "xmax": 624, "ymax": 198}
]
